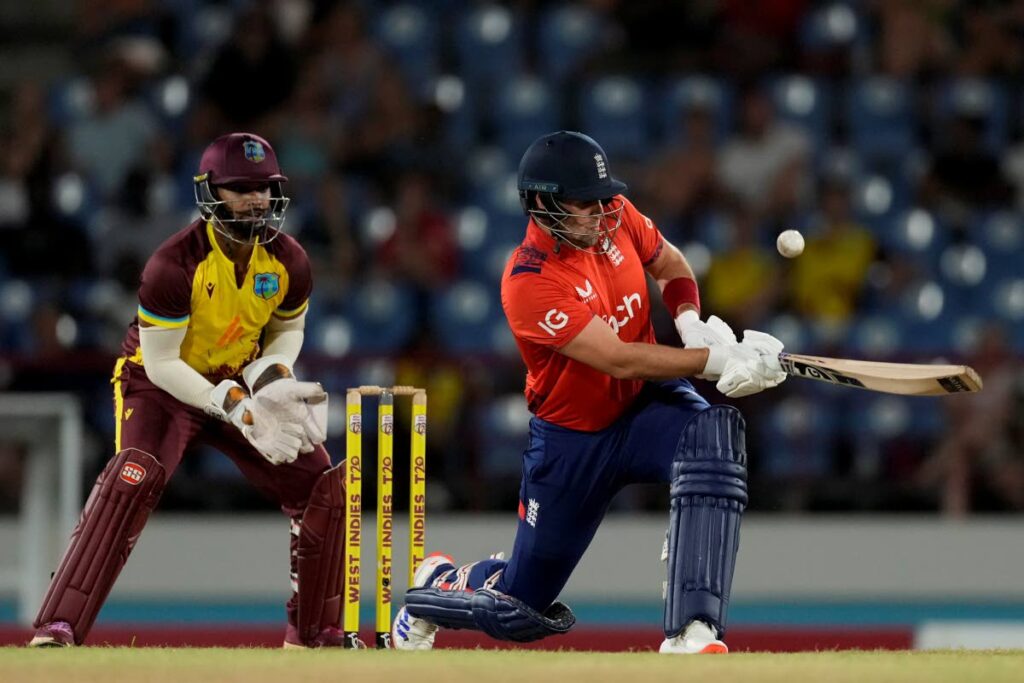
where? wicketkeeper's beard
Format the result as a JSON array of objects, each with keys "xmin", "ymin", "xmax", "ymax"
[{"xmin": 215, "ymin": 206, "xmax": 278, "ymax": 245}]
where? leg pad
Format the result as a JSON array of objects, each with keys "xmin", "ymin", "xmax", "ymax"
[
  {"xmin": 295, "ymin": 463, "xmax": 346, "ymax": 643},
  {"xmin": 34, "ymin": 449, "xmax": 165, "ymax": 644},
  {"xmin": 665, "ymin": 406, "xmax": 747, "ymax": 638}
]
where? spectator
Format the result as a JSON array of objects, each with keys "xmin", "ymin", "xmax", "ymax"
[
  {"xmin": 642, "ymin": 104, "xmax": 720, "ymax": 236},
  {"xmin": 199, "ymin": 4, "xmax": 297, "ymax": 128},
  {"xmin": 702, "ymin": 205, "xmax": 780, "ymax": 330},
  {"xmin": 717, "ymin": 84, "xmax": 812, "ymax": 225},
  {"xmin": 788, "ymin": 179, "xmax": 877, "ymax": 324},
  {"xmin": 919, "ymin": 114, "xmax": 1013, "ymax": 219},
  {"xmin": 914, "ymin": 326, "xmax": 1024, "ymax": 515},
  {"xmin": 66, "ymin": 56, "xmax": 159, "ymax": 200}
]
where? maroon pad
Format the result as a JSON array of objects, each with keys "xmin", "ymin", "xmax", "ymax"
[
  {"xmin": 34, "ymin": 449, "xmax": 166, "ymax": 644},
  {"xmin": 295, "ymin": 463, "xmax": 346, "ymax": 643}
]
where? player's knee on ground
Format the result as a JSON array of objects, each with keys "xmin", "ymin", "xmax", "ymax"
[
  {"xmin": 405, "ymin": 587, "xmax": 575, "ymax": 642},
  {"xmin": 35, "ymin": 448, "xmax": 166, "ymax": 644},
  {"xmin": 665, "ymin": 405, "xmax": 746, "ymax": 638}
]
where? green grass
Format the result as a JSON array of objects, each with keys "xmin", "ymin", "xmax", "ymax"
[{"xmin": 2, "ymin": 648, "xmax": 1024, "ymax": 683}]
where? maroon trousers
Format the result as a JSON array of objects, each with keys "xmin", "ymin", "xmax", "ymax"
[
  {"xmin": 113, "ymin": 358, "xmax": 331, "ymax": 516},
  {"xmin": 34, "ymin": 359, "xmax": 335, "ymax": 643}
]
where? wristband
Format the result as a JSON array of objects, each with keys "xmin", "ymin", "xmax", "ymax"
[{"xmin": 662, "ymin": 277, "xmax": 700, "ymax": 316}]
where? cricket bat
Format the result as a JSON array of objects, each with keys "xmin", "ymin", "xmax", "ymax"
[{"xmin": 777, "ymin": 353, "xmax": 983, "ymax": 396}]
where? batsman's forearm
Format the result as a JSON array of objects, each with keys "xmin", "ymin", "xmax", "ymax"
[{"xmin": 610, "ymin": 342, "xmax": 710, "ymax": 381}]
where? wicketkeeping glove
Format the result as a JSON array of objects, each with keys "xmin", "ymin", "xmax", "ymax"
[
  {"xmin": 242, "ymin": 354, "xmax": 328, "ymax": 454},
  {"xmin": 207, "ymin": 379, "xmax": 303, "ymax": 464}
]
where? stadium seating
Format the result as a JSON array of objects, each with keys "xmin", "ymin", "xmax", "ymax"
[
  {"xmin": 537, "ymin": 5, "xmax": 606, "ymax": 84},
  {"xmin": 846, "ymin": 77, "xmax": 916, "ymax": 162},
  {"xmin": 660, "ymin": 75, "xmax": 733, "ymax": 145},
  {"xmin": 578, "ymin": 76, "xmax": 650, "ymax": 159},
  {"xmin": 374, "ymin": 4, "xmax": 440, "ymax": 93},
  {"xmin": 493, "ymin": 75, "xmax": 562, "ymax": 156}
]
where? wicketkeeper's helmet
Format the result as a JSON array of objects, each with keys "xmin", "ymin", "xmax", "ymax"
[{"xmin": 194, "ymin": 132, "xmax": 290, "ymax": 245}]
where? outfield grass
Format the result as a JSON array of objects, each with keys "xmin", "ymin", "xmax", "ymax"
[{"xmin": 1, "ymin": 648, "xmax": 1023, "ymax": 683}]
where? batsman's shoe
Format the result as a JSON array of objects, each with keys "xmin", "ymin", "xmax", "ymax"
[
  {"xmin": 28, "ymin": 621, "xmax": 75, "ymax": 648},
  {"xmin": 283, "ymin": 624, "xmax": 363, "ymax": 649},
  {"xmin": 659, "ymin": 619, "xmax": 728, "ymax": 655},
  {"xmin": 392, "ymin": 552, "xmax": 455, "ymax": 651}
]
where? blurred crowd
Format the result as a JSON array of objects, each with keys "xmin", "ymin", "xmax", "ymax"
[{"xmin": 0, "ymin": 0, "xmax": 1022, "ymax": 516}]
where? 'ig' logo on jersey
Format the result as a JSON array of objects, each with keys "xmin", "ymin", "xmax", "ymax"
[{"xmin": 537, "ymin": 309, "xmax": 569, "ymax": 336}]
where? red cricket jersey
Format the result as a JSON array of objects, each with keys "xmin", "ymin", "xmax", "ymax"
[{"xmin": 500, "ymin": 196, "xmax": 666, "ymax": 431}]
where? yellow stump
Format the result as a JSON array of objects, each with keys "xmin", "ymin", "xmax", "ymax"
[
  {"xmin": 375, "ymin": 391, "xmax": 394, "ymax": 648},
  {"xmin": 409, "ymin": 390, "xmax": 427, "ymax": 585},
  {"xmin": 343, "ymin": 390, "xmax": 363, "ymax": 648}
]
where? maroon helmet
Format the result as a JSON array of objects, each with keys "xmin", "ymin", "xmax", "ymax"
[{"xmin": 194, "ymin": 132, "xmax": 290, "ymax": 245}]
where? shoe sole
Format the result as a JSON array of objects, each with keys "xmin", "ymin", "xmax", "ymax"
[
  {"xmin": 699, "ymin": 643, "xmax": 728, "ymax": 654},
  {"xmin": 28, "ymin": 636, "xmax": 72, "ymax": 648},
  {"xmin": 282, "ymin": 641, "xmax": 307, "ymax": 650}
]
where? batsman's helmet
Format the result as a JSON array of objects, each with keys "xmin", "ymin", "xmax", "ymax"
[
  {"xmin": 194, "ymin": 132, "xmax": 290, "ymax": 245},
  {"xmin": 517, "ymin": 131, "xmax": 627, "ymax": 253}
]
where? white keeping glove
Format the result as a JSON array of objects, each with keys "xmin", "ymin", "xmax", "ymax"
[
  {"xmin": 207, "ymin": 379, "xmax": 303, "ymax": 464},
  {"xmin": 715, "ymin": 330, "xmax": 788, "ymax": 398},
  {"xmin": 242, "ymin": 355, "xmax": 329, "ymax": 454}
]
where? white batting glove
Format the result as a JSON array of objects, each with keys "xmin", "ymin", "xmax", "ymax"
[
  {"xmin": 740, "ymin": 330, "xmax": 787, "ymax": 385},
  {"xmin": 715, "ymin": 330, "xmax": 788, "ymax": 397},
  {"xmin": 208, "ymin": 379, "xmax": 304, "ymax": 464},
  {"xmin": 242, "ymin": 355, "xmax": 329, "ymax": 454},
  {"xmin": 677, "ymin": 311, "xmax": 743, "ymax": 381}
]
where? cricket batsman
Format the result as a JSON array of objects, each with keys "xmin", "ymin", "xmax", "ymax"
[
  {"xmin": 29, "ymin": 133, "xmax": 357, "ymax": 649},
  {"xmin": 392, "ymin": 131, "xmax": 786, "ymax": 654}
]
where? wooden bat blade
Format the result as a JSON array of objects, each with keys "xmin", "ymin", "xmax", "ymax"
[{"xmin": 778, "ymin": 353, "xmax": 983, "ymax": 396}]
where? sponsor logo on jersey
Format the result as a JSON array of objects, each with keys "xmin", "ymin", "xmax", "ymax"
[
  {"xmin": 243, "ymin": 140, "xmax": 266, "ymax": 163},
  {"xmin": 206, "ymin": 282, "xmax": 215, "ymax": 298},
  {"xmin": 537, "ymin": 308, "xmax": 569, "ymax": 336},
  {"xmin": 602, "ymin": 292, "xmax": 642, "ymax": 335},
  {"xmin": 120, "ymin": 462, "xmax": 147, "ymax": 486},
  {"xmin": 124, "ymin": 408, "xmax": 134, "ymax": 421},
  {"xmin": 575, "ymin": 279, "xmax": 597, "ymax": 303},
  {"xmin": 253, "ymin": 272, "xmax": 280, "ymax": 300}
]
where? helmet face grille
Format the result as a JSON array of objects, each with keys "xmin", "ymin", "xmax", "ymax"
[
  {"xmin": 528, "ymin": 195, "xmax": 625, "ymax": 255},
  {"xmin": 194, "ymin": 178, "xmax": 290, "ymax": 246}
]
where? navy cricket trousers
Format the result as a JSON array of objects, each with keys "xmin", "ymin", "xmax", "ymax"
[{"xmin": 461, "ymin": 379, "xmax": 711, "ymax": 611}]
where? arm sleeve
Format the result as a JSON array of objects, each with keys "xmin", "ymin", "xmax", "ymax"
[
  {"xmin": 262, "ymin": 309, "xmax": 306, "ymax": 364},
  {"xmin": 619, "ymin": 197, "xmax": 665, "ymax": 267},
  {"xmin": 139, "ymin": 325, "xmax": 217, "ymax": 410},
  {"xmin": 501, "ymin": 275, "xmax": 593, "ymax": 349}
]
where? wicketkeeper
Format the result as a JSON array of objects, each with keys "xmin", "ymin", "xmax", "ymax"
[
  {"xmin": 391, "ymin": 131, "xmax": 787, "ymax": 654},
  {"xmin": 30, "ymin": 133, "xmax": 356, "ymax": 649}
]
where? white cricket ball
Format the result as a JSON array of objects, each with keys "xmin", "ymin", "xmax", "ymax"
[{"xmin": 776, "ymin": 229, "xmax": 805, "ymax": 258}]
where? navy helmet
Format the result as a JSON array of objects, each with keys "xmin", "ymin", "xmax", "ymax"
[
  {"xmin": 194, "ymin": 132, "xmax": 290, "ymax": 245},
  {"xmin": 517, "ymin": 131, "xmax": 626, "ymax": 253}
]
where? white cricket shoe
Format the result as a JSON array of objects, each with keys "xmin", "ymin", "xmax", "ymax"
[
  {"xmin": 659, "ymin": 619, "xmax": 729, "ymax": 654},
  {"xmin": 392, "ymin": 552, "xmax": 454, "ymax": 651}
]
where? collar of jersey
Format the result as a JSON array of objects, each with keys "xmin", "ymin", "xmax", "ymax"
[
  {"xmin": 526, "ymin": 218, "xmax": 573, "ymax": 259},
  {"xmin": 206, "ymin": 221, "xmax": 258, "ymax": 269}
]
